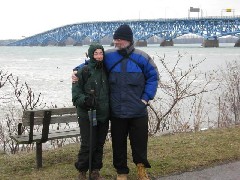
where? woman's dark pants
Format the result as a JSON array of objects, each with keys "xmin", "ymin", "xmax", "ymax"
[{"xmin": 75, "ymin": 118, "xmax": 109, "ymax": 172}]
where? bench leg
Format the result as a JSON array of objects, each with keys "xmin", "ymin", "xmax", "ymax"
[{"xmin": 36, "ymin": 142, "xmax": 42, "ymax": 169}]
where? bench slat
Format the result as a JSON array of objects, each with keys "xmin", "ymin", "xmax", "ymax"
[
  {"xmin": 23, "ymin": 107, "xmax": 76, "ymax": 117},
  {"xmin": 10, "ymin": 128, "xmax": 80, "ymax": 144},
  {"xmin": 22, "ymin": 114, "xmax": 78, "ymax": 126},
  {"xmin": 22, "ymin": 107, "xmax": 78, "ymax": 126},
  {"xmin": 23, "ymin": 107, "xmax": 76, "ymax": 119}
]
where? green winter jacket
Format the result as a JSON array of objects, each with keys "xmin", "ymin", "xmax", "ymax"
[{"xmin": 72, "ymin": 44, "xmax": 109, "ymax": 123}]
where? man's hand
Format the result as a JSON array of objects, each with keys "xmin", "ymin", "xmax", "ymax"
[{"xmin": 72, "ymin": 71, "xmax": 79, "ymax": 83}]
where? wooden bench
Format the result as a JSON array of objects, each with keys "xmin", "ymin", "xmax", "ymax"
[{"xmin": 10, "ymin": 107, "xmax": 79, "ymax": 169}]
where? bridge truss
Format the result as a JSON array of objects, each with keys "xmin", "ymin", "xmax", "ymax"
[{"xmin": 8, "ymin": 16, "xmax": 240, "ymax": 46}]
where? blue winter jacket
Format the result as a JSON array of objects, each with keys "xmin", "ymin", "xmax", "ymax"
[{"xmin": 74, "ymin": 44, "xmax": 159, "ymax": 118}]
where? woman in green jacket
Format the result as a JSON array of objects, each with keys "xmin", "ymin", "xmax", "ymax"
[{"xmin": 72, "ymin": 43, "xmax": 109, "ymax": 180}]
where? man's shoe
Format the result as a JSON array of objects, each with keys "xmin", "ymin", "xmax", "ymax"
[
  {"xmin": 116, "ymin": 174, "xmax": 128, "ymax": 180},
  {"xmin": 77, "ymin": 171, "xmax": 87, "ymax": 180},
  {"xmin": 137, "ymin": 163, "xmax": 150, "ymax": 180}
]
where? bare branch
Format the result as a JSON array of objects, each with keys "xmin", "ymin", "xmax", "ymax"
[
  {"xmin": 8, "ymin": 75, "xmax": 45, "ymax": 111},
  {"xmin": 150, "ymin": 52, "xmax": 219, "ymax": 134}
]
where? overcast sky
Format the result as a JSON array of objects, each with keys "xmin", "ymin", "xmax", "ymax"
[{"xmin": 0, "ymin": 0, "xmax": 239, "ymax": 40}]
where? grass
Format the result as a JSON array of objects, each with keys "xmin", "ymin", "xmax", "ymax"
[{"xmin": 1, "ymin": 125, "xmax": 240, "ymax": 179}]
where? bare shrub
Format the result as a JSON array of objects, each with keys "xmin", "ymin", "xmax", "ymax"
[
  {"xmin": 0, "ymin": 70, "xmax": 12, "ymax": 89},
  {"xmin": 1, "ymin": 73, "xmax": 79, "ymax": 154},
  {"xmin": 217, "ymin": 60, "xmax": 240, "ymax": 127},
  {"xmin": 8, "ymin": 76, "xmax": 45, "ymax": 111},
  {"xmin": 148, "ymin": 52, "xmax": 219, "ymax": 135},
  {"xmin": 0, "ymin": 70, "xmax": 12, "ymax": 102},
  {"xmin": 2, "ymin": 107, "xmax": 23, "ymax": 154},
  {"xmin": 0, "ymin": 74, "xmax": 46, "ymax": 153}
]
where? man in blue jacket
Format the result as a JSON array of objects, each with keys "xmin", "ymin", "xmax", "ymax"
[{"xmin": 73, "ymin": 24, "xmax": 159, "ymax": 180}]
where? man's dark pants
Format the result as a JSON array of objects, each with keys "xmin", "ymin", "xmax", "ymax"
[{"xmin": 111, "ymin": 115, "xmax": 151, "ymax": 174}]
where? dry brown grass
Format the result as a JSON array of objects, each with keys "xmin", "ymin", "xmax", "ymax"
[{"xmin": 0, "ymin": 126, "xmax": 240, "ymax": 179}]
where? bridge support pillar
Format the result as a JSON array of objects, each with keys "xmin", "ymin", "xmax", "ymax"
[
  {"xmin": 73, "ymin": 42, "xmax": 83, "ymax": 46},
  {"xmin": 160, "ymin": 39, "xmax": 173, "ymax": 46},
  {"xmin": 29, "ymin": 43, "xmax": 40, "ymax": 46},
  {"xmin": 234, "ymin": 39, "xmax": 240, "ymax": 47},
  {"xmin": 57, "ymin": 42, "xmax": 66, "ymax": 46},
  {"xmin": 135, "ymin": 40, "xmax": 147, "ymax": 47},
  {"xmin": 202, "ymin": 39, "xmax": 219, "ymax": 47}
]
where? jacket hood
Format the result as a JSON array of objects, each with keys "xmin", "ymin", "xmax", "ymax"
[
  {"xmin": 87, "ymin": 43, "xmax": 105, "ymax": 68},
  {"xmin": 88, "ymin": 43, "xmax": 104, "ymax": 60}
]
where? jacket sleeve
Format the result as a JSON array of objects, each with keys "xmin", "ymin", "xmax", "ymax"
[
  {"xmin": 73, "ymin": 60, "xmax": 89, "ymax": 71},
  {"xmin": 73, "ymin": 64, "xmax": 83, "ymax": 71},
  {"xmin": 141, "ymin": 54, "xmax": 159, "ymax": 102},
  {"xmin": 72, "ymin": 70, "xmax": 86, "ymax": 107}
]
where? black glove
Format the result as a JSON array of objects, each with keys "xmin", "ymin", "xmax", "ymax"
[{"xmin": 84, "ymin": 96, "xmax": 95, "ymax": 109}]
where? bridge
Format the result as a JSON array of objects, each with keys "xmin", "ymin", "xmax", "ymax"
[{"xmin": 8, "ymin": 16, "xmax": 240, "ymax": 47}]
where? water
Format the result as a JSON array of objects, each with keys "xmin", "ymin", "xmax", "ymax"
[
  {"xmin": 0, "ymin": 44, "xmax": 240, "ymax": 151},
  {"xmin": 1, "ymin": 44, "xmax": 240, "ymax": 108}
]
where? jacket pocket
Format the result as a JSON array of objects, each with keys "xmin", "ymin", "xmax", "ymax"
[
  {"xmin": 126, "ymin": 73, "xmax": 145, "ymax": 96},
  {"xmin": 126, "ymin": 73, "xmax": 145, "ymax": 86}
]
